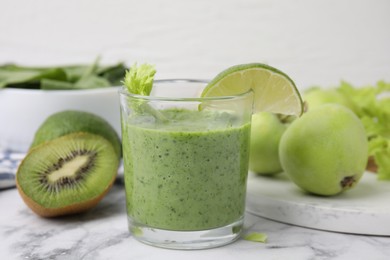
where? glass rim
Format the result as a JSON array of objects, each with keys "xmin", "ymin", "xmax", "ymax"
[{"xmin": 118, "ymin": 78, "xmax": 253, "ymax": 101}]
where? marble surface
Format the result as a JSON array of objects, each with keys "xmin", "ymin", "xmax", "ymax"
[
  {"xmin": 247, "ymin": 172, "xmax": 390, "ymax": 236},
  {"xmin": 1, "ymin": 183, "xmax": 390, "ymax": 260}
]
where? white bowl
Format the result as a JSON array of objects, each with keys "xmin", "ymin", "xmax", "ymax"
[{"xmin": 0, "ymin": 87, "xmax": 121, "ymax": 152}]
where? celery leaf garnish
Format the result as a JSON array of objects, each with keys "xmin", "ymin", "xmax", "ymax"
[{"xmin": 123, "ymin": 63, "xmax": 156, "ymax": 95}]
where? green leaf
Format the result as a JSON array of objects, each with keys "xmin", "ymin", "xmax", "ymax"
[
  {"xmin": 243, "ymin": 232, "xmax": 268, "ymax": 243},
  {"xmin": 4, "ymin": 82, "xmax": 41, "ymax": 89},
  {"xmin": 71, "ymin": 58, "xmax": 123, "ymax": 89},
  {"xmin": 41, "ymin": 79, "xmax": 76, "ymax": 90},
  {"xmin": 333, "ymin": 80, "xmax": 390, "ymax": 180},
  {"xmin": 62, "ymin": 65, "xmax": 90, "ymax": 82},
  {"xmin": 0, "ymin": 67, "xmax": 67, "ymax": 89},
  {"xmin": 77, "ymin": 57, "xmax": 101, "ymax": 81},
  {"xmin": 74, "ymin": 75, "xmax": 111, "ymax": 89},
  {"xmin": 0, "ymin": 70, "xmax": 38, "ymax": 88},
  {"xmin": 368, "ymin": 136, "xmax": 389, "ymax": 156},
  {"xmin": 377, "ymin": 80, "xmax": 390, "ymax": 93},
  {"xmin": 122, "ymin": 63, "xmax": 156, "ymax": 95},
  {"xmin": 121, "ymin": 63, "xmax": 169, "ymax": 123},
  {"xmin": 0, "ymin": 59, "xmax": 128, "ymax": 90},
  {"xmin": 99, "ymin": 63, "xmax": 127, "ymax": 86}
]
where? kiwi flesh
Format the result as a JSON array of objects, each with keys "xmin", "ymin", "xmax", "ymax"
[
  {"xmin": 30, "ymin": 110, "xmax": 122, "ymax": 159},
  {"xmin": 16, "ymin": 132, "xmax": 119, "ymax": 217}
]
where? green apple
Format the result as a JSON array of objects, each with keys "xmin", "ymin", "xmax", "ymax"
[
  {"xmin": 304, "ymin": 88, "xmax": 358, "ymax": 113},
  {"xmin": 279, "ymin": 104, "xmax": 368, "ymax": 196},
  {"xmin": 249, "ymin": 112, "xmax": 287, "ymax": 175}
]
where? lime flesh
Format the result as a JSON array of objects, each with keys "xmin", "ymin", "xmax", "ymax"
[{"xmin": 201, "ymin": 63, "xmax": 304, "ymax": 116}]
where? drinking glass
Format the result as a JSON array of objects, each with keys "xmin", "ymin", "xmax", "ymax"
[{"xmin": 119, "ymin": 79, "xmax": 253, "ymax": 249}]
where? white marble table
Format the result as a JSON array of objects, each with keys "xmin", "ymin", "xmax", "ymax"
[{"xmin": 1, "ymin": 184, "xmax": 389, "ymax": 260}]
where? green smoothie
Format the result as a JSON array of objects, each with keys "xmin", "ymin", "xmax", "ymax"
[{"xmin": 122, "ymin": 108, "xmax": 251, "ymax": 231}]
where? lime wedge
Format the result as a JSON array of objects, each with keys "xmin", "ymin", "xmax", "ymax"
[{"xmin": 201, "ymin": 63, "xmax": 304, "ymax": 116}]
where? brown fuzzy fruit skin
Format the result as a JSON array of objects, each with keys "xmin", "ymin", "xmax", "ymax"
[
  {"xmin": 16, "ymin": 176, "xmax": 115, "ymax": 218},
  {"xmin": 30, "ymin": 110, "xmax": 122, "ymax": 160}
]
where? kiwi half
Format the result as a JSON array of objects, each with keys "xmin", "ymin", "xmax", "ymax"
[
  {"xmin": 30, "ymin": 110, "xmax": 122, "ymax": 159},
  {"xmin": 16, "ymin": 132, "xmax": 119, "ymax": 217}
]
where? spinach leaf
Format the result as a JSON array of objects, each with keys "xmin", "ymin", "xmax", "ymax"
[
  {"xmin": 0, "ymin": 59, "xmax": 128, "ymax": 90},
  {"xmin": 99, "ymin": 63, "xmax": 127, "ymax": 86},
  {"xmin": 0, "ymin": 68, "xmax": 67, "ymax": 89},
  {"xmin": 41, "ymin": 79, "xmax": 75, "ymax": 90},
  {"xmin": 74, "ymin": 76, "xmax": 111, "ymax": 89}
]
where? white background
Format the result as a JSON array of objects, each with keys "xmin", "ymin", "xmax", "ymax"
[{"xmin": 1, "ymin": 0, "xmax": 390, "ymax": 89}]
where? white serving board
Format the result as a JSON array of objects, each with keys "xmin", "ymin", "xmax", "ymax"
[{"xmin": 246, "ymin": 171, "xmax": 390, "ymax": 236}]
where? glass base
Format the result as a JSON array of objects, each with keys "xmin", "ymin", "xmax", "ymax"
[{"xmin": 128, "ymin": 217, "xmax": 244, "ymax": 250}]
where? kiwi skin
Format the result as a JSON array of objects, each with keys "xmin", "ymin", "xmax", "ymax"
[
  {"xmin": 30, "ymin": 110, "xmax": 122, "ymax": 159},
  {"xmin": 17, "ymin": 132, "xmax": 119, "ymax": 217},
  {"xmin": 16, "ymin": 183, "xmax": 113, "ymax": 218}
]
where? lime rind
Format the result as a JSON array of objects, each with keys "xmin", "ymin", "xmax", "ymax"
[
  {"xmin": 205, "ymin": 63, "xmax": 293, "ymax": 89},
  {"xmin": 202, "ymin": 63, "xmax": 303, "ymax": 117}
]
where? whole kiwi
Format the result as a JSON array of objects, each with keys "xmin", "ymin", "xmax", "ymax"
[
  {"xmin": 30, "ymin": 110, "xmax": 122, "ymax": 159},
  {"xmin": 17, "ymin": 132, "xmax": 120, "ymax": 217}
]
